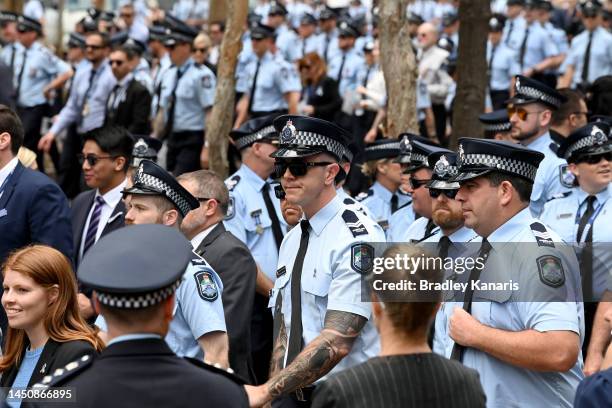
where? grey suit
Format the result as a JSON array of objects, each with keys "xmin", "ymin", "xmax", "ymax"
[{"xmin": 194, "ymin": 222, "xmax": 257, "ymax": 383}]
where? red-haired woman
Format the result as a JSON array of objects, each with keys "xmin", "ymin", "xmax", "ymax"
[
  {"xmin": 0, "ymin": 245, "xmax": 104, "ymax": 405},
  {"xmin": 297, "ymin": 52, "xmax": 342, "ymax": 122}
]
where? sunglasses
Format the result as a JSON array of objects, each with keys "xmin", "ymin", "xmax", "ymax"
[
  {"xmin": 409, "ymin": 178, "xmax": 431, "ymax": 190},
  {"xmin": 85, "ymin": 44, "xmax": 104, "ymax": 50},
  {"xmin": 120, "ymin": 13, "xmax": 134, "ymax": 18},
  {"xmin": 109, "ymin": 59, "xmax": 125, "ymax": 66},
  {"xmin": 274, "ymin": 185, "xmax": 286, "ymax": 199},
  {"xmin": 194, "ymin": 47, "xmax": 209, "ymax": 53},
  {"xmin": 429, "ymin": 188, "xmax": 458, "ymax": 199},
  {"xmin": 274, "ymin": 161, "xmax": 334, "ymax": 178},
  {"xmin": 578, "ymin": 152, "xmax": 612, "ymax": 165},
  {"xmin": 78, "ymin": 154, "xmax": 117, "ymax": 166},
  {"xmin": 507, "ymin": 107, "xmax": 545, "ymax": 121}
]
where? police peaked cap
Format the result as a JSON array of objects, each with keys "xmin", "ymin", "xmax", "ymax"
[
  {"xmin": 507, "ymin": 75, "xmax": 568, "ymax": 110},
  {"xmin": 17, "ymin": 15, "xmax": 42, "ymax": 34},
  {"xmin": 556, "ymin": 122, "xmax": 612, "ymax": 162},
  {"xmin": 230, "ymin": 115, "xmax": 279, "ymax": 150},
  {"xmin": 427, "ymin": 151, "xmax": 460, "ymax": 190},
  {"xmin": 479, "ymin": 109, "xmax": 512, "ymax": 134},
  {"xmin": 364, "ymin": 139, "xmax": 401, "ymax": 162}
]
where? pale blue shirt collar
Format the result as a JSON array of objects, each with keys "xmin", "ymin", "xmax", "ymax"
[
  {"xmin": 448, "ymin": 225, "xmax": 478, "ymax": 242},
  {"xmin": 487, "ymin": 207, "xmax": 532, "ymax": 243},
  {"xmin": 576, "ymin": 185, "xmax": 610, "ymax": 207},
  {"xmin": 240, "ymin": 163, "xmax": 267, "ymax": 191},
  {"xmin": 524, "ymin": 131, "xmax": 552, "ymax": 153},
  {"xmin": 372, "ymin": 181, "xmax": 395, "ymax": 202},
  {"xmin": 107, "ymin": 333, "xmax": 162, "ymax": 346},
  {"xmin": 306, "ymin": 194, "xmax": 342, "ymax": 237}
]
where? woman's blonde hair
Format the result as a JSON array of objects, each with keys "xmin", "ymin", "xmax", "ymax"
[{"xmin": 0, "ymin": 245, "xmax": 104, "ymax": 371}]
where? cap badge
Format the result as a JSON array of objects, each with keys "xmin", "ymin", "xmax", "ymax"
[
  {"xmin": 515, "ymin": 77, "xmax": 521, "ymax": 92},
  {"xmin": 434, "ymin": 155, "xmax": 450, "ymax": 177},
  {"xmin": 592, "ymin": 126, "xmax": 607, "ymax": 145},
  {"xmin": 457, "ymin": 144, "xmax": 465, "ymax": 166},
  {"xmin": 134, "ymin": 138, "xmax": 148, "ymax": 155},
  {"xmin": 399, "ymin": 135, "xmax": 412, "ymax": 155},
  {"xmin": 281, "ymin": 120, "xmax": 297, "ymax": 144}
]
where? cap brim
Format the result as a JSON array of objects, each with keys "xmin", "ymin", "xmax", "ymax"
[
  {"xmin": 572, "ymin": 144, "xmax": 612, "ymax": 160},
  {"xmin": 122, "ymin": 185, "xmax": 164, "ymax": 197},
  {"xmin": 427, "ymin": 179, "xmax": 460, "ymax": 189},
  {"xmin": 505, "ymin": 95, "xmax": 538, "ymax": 106},
  {"xmin": 448, "ymin": 169, "xmax": 493, "ymax": 183},
  {"xmin": 270, "ymin": 147, "xmax": 322, "ymax": 159},
  {"xmin": 393, "ymin": 155, "xmax": 412, "ymax": 164}
]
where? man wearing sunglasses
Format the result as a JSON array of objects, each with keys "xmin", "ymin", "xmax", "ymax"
[
  {"xmin": 541, "ymin": 122, "xmax": 612, "ymax": 375},
  {"xmin": 507, "ymin": 75, "xmax": 572, "ymax": 217},
  {"xmin": 440, "ymin": 137, "xmax": 584, "ymax": 407},
  {"xmin": 223, "ymin": 114, "xmax": 288, "ymax": 385},
  {"xmin": 245, "ymin": 115, "xmax": 384, "ymax": 407}
]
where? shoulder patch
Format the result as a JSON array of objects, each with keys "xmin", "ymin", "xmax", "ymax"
[
  {"xmin": 202, "ymin": 75, "xmax": 212, "ymax": 89},
  {"xmin": 559, "ymin": 164, "xmax": 575, "ymax": 188},
  {"xmin": 184, "ymin": 357, "xmax": 246, "ymax": 385},
  {"xmin": 224, "ymin": 196, "xmax": 235, "ymax": 220},
  {"xmin": 530, "ymin": 222, "xmax": 555, "ymax": 248},
  {"xmin": 350, "ymin": 243, "xmax": 374, "ymax": 274},
  {"xmin": 33, "ymin": 354, "xmax": 94, "ymax": 389},
  {"xmin": 355, "ymin": 189, "xmax": 373, "ymax": 202},
  {"xmin": 341, "ymin": 209, "xmax": 369, "ymax": 237},
  {"xmin": 280, "ymin": 67, "xmax": 289, "ymax": 79},
  {"xmin": 546, "ymin": 191, "xmax": 573, "ymax": 202},
  {"xmin": 194, "ymin": 270, "xmax": 219, "ymax": 301},
  {"xmin": 537, "ymin": 255, "xmax": 565, "ymax": 288},
  {"xmin": 225, "ymin": 175, "xmax": 241, "ymax": 192}
]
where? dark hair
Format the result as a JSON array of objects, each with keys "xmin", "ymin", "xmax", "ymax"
[
  {"xmin": 86, "ymin": 31, "xmax": 110, "ymax": 48},
  {"xmin": 210, "ymin": 21, "xmax": 225, "ymax": 32},
  {"xmin": 588, "ymin": 75, "xmax": 612, "ymax": 116},
  {"xmin": 84, "ymin": 126, "xmax": 134, "ymax": 172},
  {"xmin": 484, "ymin": 171, "xmax": 532, "ymax": 203},
  {"xmin": 551, "ymin": 88, "xmax": 585, "ymax": 126},
  {"xmin": 113, "ymin": 45, "xmax": 138, "ymax": 60},
  {"xmin": 0, "ymin": 105, "xmax": 24, "ymax": 155}
]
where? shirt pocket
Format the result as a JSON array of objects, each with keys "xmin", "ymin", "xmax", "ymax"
[
  {"xmin": 269, "ymin": 270, "xmax": 290, "ymax": 309},
  {"xmin": 302, "ymin": 271, "xmax": 332, "ymax": 325},
  {"xmin": 474, "ymin": 288, "xmax": 513, "ymax": 329}
]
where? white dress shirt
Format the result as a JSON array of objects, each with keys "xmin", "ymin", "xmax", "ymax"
[
  {"xmin": 0, "ymin": 157, "xmax": 19, "ymax": 200},
  {"xmin": 190, "ymin": 222, "xmax": 219, "ymax": 249}
]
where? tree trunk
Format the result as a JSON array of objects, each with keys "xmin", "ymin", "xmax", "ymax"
[
  {"xmin": 379, "ymin": 0, "xmax": 418, "ymax": 138},
  {"xmin": 450, "ymin": 0, "xmax": 490, "ymax": 148},
  {"xmin": 208, "ymin": 0, "xmax": 228, "ymax": 23},
  {"xmin": 206, "ymin": 0, "xmax": 247, "ymax": 178}
]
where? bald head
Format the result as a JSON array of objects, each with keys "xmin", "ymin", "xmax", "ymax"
[{"xmin": 417, "ymin": 22, "xmax": 439, "ymax": 49}]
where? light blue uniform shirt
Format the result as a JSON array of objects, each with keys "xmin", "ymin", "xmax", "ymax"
[
  {"xmin": 0, "ymin": 41, "xmax": 23, "ymax": 68},
  {"xmin": 159, "ymin": 58, "xmax": 216, "ymax": 132},
  {"xmin": 359, "ymin": 182, "xmax": 412, "ymax": 232},
  {"xmin": 275, "ymin": 24, "xmax": 300, "ymax": 62},
  {"xmin": 23, "ymin": 0, "xmax": 44, "ymax": 20},
  {"xmin": 151, "ymin": 53, "xmax": 172, "ymax": 118},
  {"xmin": 269, "ymin": 195, "xmax": 385, "ymax": 380},
  {"xmin": 171, "ymin": 0, "xmax": 209, "ymax": 21},
  {"xmin": 50, "ymin": 59, "xmax": 115, "ymax": 135},
  {"xmin": 541, "ymin": 186, "xmax": 612, "ymax": 300},
  {"xmin": 502, "ymin": 16, "xmax": 527, "ymax": 51},
  {"xmin": 235, "ymin": 51, "xmax": 300, "ymax": 112},
  {"xmin": 562, "ymin": 26, "xmax": 612, "ymax": 87},
  {"xmin": 293, "ymin": 34, "xmax": 320, "ymax": 61},
  {"xmin": 128, "ymin": 20, "xmax": 149, "ymax": 44},
  {"xmin": 386, "ymin": 203, "xmax": 417, "ymax": 242},
  {"xmin": 8, "ymin": 345, "xmax": 44, "ymax": 408},
  {"xmin": 435, "ymin": 208, "xmax": 584, "ymax": 408},
  {"xmin": 10, "ymin": 41, "xmax": 70, "ymax": 107},
  {"xmin": 327, "ymin": 48, "xmax": 363, "ymax": 96},
  {"xmin": 523, "ymin": 132, "xmax": 571, "ymax": 217},
  {"xmin": 97, "ymin": 256, "xmax": 226, "ymax": 360},
  {"xmin": 395, "ymin": 215, "xmax": 440, "ymax": 243},
  {"xmin": 407, "ymin": 0, "xmax": 437, "ymax": 22},
  {"xmin": 487, "ymin": 41, "xmax": 519, "ymax": 92},
  {"xmin": 512, "ymin": 21, "xmax": 559, "ymax": 72},
  {"xmin": 336, "ymin": 187, "xmax": 370, "ymax": 218},
  {"xmin": 223, "ymin": 164, "xmax": 288, "ymax": 281},
  {"xmin": 543, "ymin": 21, "xmax": 569, "ymax": 55},
  {"xmin": 315, "ymin": 30, "xmax": 340, "ymax": 63},
  {"xmin": 287, "ymin": 2, "xmax": 314, "ymax": 29},
  {"xmin": 133, "ymin": 58, "xmax": 153, "ymax": 94}
]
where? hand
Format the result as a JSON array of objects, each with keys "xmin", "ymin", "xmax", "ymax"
[
  {"xmin": 364, "ymin": 128, "xmax": 377, "ymax": 143},
  {"xmin": 584, "ymin": 352, "xmax": 603, "ymax": 376},
  {"xmin": 448, "ymin": 307, "xmax": 483, "ymax": 348},
  {"xmin": 302, "ymin": 105, "xmax": 315, "ymax": 115},
  {"xmin": 523, "ymin": 68, "xmax": 535, "ymax": 78},
  {"xmin": 77, "ymin": 293, "xmax": 95, "ymax": 320},
  {"xmin": 200, "ymin": 146, "xmax": 209, "ymax": 169},
  {"xmin": 356, "ymin": 85, "xmax": 367, "ymax": 95},
  {"xmin": 43, "ymin": 86, "xmax": 53, "ymax": 100},
  {"xmin": 244, "ymin": 384, "xmax": 271, "ymax": 408},
  {"xmin": 38, "ymin": 132, "xmax": 55, "ymax": 152}
]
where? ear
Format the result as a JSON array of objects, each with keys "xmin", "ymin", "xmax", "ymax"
[
  {"xmin": 0, "ymin": 132, "xmax": 11, "ymax": 152},
  {"xmin": 114, "ymin": 156, "xmax": 126, "ymax": 172},
  {"xmin": 323, "ymin": 163, "xmax": 340, "ymax": 186},
  {"xmin": 162, "ymin": 209, "xmax": 179, "ymax": 226},
  {"xmin": 92, "ymin": 293, "xmax": 101, "ymax": 315},
  {"xmin": 376, "ymin": 161, "xmax": 387, "ymax": 175},
  {"xmin": 498, "ymin": 180, "xmax": 514, "ymax": 206},
  {"xmin": 204, "ymin": 198, "xmax": 218, "ymax": 217},
  {"xmin": 163, "ymin": 295, "xmax": 175, "ymax": 321},
  {"xmin": 568, "ymin": 162, "xmax": 579, "ymax": 178},
  {"xmin": 48, "ymin": 284, "xmax": 60, "ymax": 306},
  {"xmin": 540, "ymin": 109, "xmax": 552, "ymax": 127}
]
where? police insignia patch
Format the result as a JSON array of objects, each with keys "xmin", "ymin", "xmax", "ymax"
[
  {"xmin": 592, "ymin": 125, "xmax": 607, "ymax": 145},
  {"xmin": 225, "ymin": 175, "xmax": 241, "ymax": 191},
  {"xmin": 530, "ymin": 222, "xmax": 555, "ymax": 248},
  {"xmin": 355, "ymin": 189, "xmax": 373, "ymax": 202},
  {"xmin": 399, "ymin": 135, "xmax": 411, "ymax": 156},
  {"xmin": 224, "ymin": 196, "xmax": 235, "ymax": 220},
  {"xmin": 194, "ymin": 270, "xmax": 219, "ymax": 301},
  {"xmin": 202, "ymin": 75, "xmax": 212, "ymax": 89},
  {"xmin": 341, "ymin": 209, "xmax": 369, "ymax": 237},
  {"xmin": 434, "ymin": 155, "xmax": 450, "ymax": 177},
  {"xmin": 558, "ymin": 164, "xmax": 575, "ymax": 188},
  {"xmin": 457, "ymin": 144, "xmax": 465, "ymax": 166},
  {"xmin": 537, "ymin": 255, "xmax": 565, "ymax": 288},
  {"xmin": 281, "ymin": 120, "xmax": 297, "ymax": 144},
  {"xmin": 351, "ymin": 243, "xmax": 374, "ymax": 275}
]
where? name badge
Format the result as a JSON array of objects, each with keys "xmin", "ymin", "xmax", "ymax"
[
  {"xmin": 557, "ymin": 213, "xmax": 572, "ymax": 219},
  {"xmin": 251, "ymin": 209, "xmax": 264, "ymax": 235}
]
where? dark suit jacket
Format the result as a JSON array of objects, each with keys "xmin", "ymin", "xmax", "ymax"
[
  {"xmin": 303, "ymin": 76, "xmax": 342, "ymax": 123},
  {"xmin": 31, "ymin": 338, "xmax": 248, "ymax": 408},
  {"xmin": 194, "ymin": 222, "xmax": 257, "ymax": 383},
  {"xmin": 0, "ymin": 339, "xmax": 95, "ymax": 389},
  {"xmin": 311, "ymin": 353, "xmax": 486, "ymax": 408},
  {"xmin": 104, "ymin": 78, "xmax": 152, "ymax": 135},
  {"xmin": 71, "ymin": 188, "xmax": 126, "ymax": 266},
  {"xmin": 0, "ymin": 61, "xmax": 14, "ymax": 108}
]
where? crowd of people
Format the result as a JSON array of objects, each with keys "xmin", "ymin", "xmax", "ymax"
[{"xmin": 0, "ymin": 0, "xmax": 610, "ymax": 407}]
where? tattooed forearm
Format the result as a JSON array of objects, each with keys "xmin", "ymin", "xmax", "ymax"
[
  {"xmin": 270, "ymin": 313, "xmax": 288, "ymax": 378},
  {"xmin": 266, "ymin": 310, "xmax": 367, "ymax": 398}
]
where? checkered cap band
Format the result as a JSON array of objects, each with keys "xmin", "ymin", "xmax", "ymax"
[
  {"xmin": 483, "ymin": 122, "xmax": 512, "ymax": 132},
  {"xmin": 343, "ymin": 147, "xmax": 354, "ymax": 162},
  {"xmin": 565, "ymin": 136, "xmax": 609, "ymax": 159},
  {"xmin": 365, "ymin": 141, "xmax": 401, "ymax": 153},
  {"xmin": 96, "ymin": 278, "xmax": 183, "ymax": 309},
  {"xmin": 135, "ymin": 172, "xmax": 192, "ymax": 217},
  {"xmin": 282, "ymin": 131, "xmax": 345, "ymax": 159},
  {"xmin": 234, "ymin": 126, "xmax": 277, "ymax": 150},
  {"xmin": 460, "ymin": 153, "xmax": 539, "ymax": 181},
  {"xmin": 411, "ymin": 152, "xmax": 428, "ymax": 166},
  {"xmin": 516, "ymin": 84, "xmax": 562, "ymax": 108}
]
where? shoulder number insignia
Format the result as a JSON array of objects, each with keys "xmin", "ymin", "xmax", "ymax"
[
  {"xmin": 530, "ymin": 222, "xmax": 555, "ymax": 248},
  {"xmin": 558, "ymin": 164, "xmax": 575, "ymax": 188},
  {"xmin": 342, "ymin": 209, "xmax": 369, "ymax": 237}
]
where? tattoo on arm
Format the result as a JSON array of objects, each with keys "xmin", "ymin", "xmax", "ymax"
[
  {"xmin": 267, "ymin": 310, "xmax": 367, "ymax": 398},
  {"xmin": 270, "ymin": 312, "xmax": 288, "ymax": 378}
]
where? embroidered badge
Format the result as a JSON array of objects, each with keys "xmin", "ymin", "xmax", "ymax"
[
  {"xmin": 350, "ymin": 243, "xmax": 374, "ymax": 275},
  {"xmin": 276, "ymin": 266, "xmax": 287, "ymax": 278},
  {"xmin": 537, "ymin": 255, "xmax": 565, "ymax": 288},
  {"xmin": 250, "ymin": 209, "xmax": 264, "ymax": 234},
  {"xmin": 281, "ymin": 120, "xmax": 297, "ymax": 144},
  {"xmin": 194, "ymin": 270, "xmax": 219, "ymax": 301},
  {"xmin": 224, "ymin": 196, "xmax": 235, "ymax": 220}
]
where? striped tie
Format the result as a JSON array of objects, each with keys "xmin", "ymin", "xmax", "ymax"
[{"xmin": 83, "ymin": 196, "xmax": 105, "ymax": 256}]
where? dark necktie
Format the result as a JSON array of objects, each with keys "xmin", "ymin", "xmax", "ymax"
[
  {"xmin": 9, "ymin": 44, "xmax": 15, "ymax": 71},
  {"xmin": 302, "ymin": 38, "xmax": 306, "ymax": 57},
  {"xmin": 162, "ymin": 66, "xmax": 184, "ymax": 139},
  {"xmin": 505, "ymin": 21, "xmax": 514, "ymax": 46},
  {"xmin": 424, "ymin": 218, "xmax": 436, "ymax": 238},
  {"xmin": 262, "ymin": 182, "xmax": 284, "ymax": 251},
  {"xmin": 577, "ymin": 195, "xmax": 596, "ymax": 242},
  {"xmin": 519, "ymin": 27, "xmax": 530, "ymax": 71},
  {"xmin": 489, "ymin": 44, "xmax": 497, "ymax": 86},
  {"xmin": 438, "ymin": 235, "xmax": 452, "ymax": 261},
  {"xmin": 391, "ymin": 194, "xmax": 399, "ymax": 214},
  {"xmin": 247, "ymin": 59, "xmax": 261, "ymax": 115},
  {"xmin": 337, "ymin": 53, "xmax": 346, "ymax": 90},
  {"xmin": 451, "ymin": 238, "xmax": 493, "ymax": 361},
  {"xmin": 581, "ymin": 31, "xmax": 594, "ymax": 85},
  {"xmin": 578, "ymin": 196, "xmax": 596, "ymax": 301},
  {"xmin": 285, "ymin": 219, "xmax": 311, "ymax": 367},
  {"xmin": 105, "ymin": 84, "xmax": 121, "ymax": 119},
  {"xmin": 324, "ymin": 34, "xmax": 330, "ymax": 62},
  {"xmin": 82, "ymin": 196, "xmax": 105, "ymax": 257},
  {"xmin": 14, "ymin": 48, "xmax": 27, "ymax": 103}
]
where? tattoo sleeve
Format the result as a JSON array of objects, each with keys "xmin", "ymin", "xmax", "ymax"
[
  {"xmin": 267, "ymin": 310, "xmax": 367, "ymax": 398},
  {"xmin": 270, "ymin": 293, "xmax": 288, "ymax": 378}
]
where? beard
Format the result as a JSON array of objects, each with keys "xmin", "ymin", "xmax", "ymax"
[
  {"xmin": 511, "ymin": 125, "xmax": 539, "ymax": 143},
  {"xmin": 432, "ymin": 204, "xmax": 464, "ymax": 230}
]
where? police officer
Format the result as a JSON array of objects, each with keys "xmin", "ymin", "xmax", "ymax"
[
  {"xmin": 559, "ymin": 0, "xmax": 612, "ymax": 90},
  {"xmin": 32, "ymin": 225, "xmax": 247, "ymax": 407},
  {"xmin": 386, "ymin": 134, "xmax": 417, "ymax": 242},
  {"xmin": 245, "ymin": 115, "xmax": 385, "ymax": 407},
  {"xmin": 0, "ymin": 11, "xmax": 22, "ymax": 74},
  {"xmin": 235, "ymin": 23, "xmax": 300, "ymax": 128},
  {"xmin": 357, "ymin": 139, "xmax": 411, "ymax": 232},
  {"xmin": 266, "ymin": 1, "xmax": 299, "ymax": 62},
  {"xmin": 295, "ymin": 13, "xmax": 320, "ymax": 61},
  {"xmin": 316, "ymin": 6, "xmax": 340, "ymax": 63},
  {"xmin": 148, "ymin": 24, "xmax": 172, "ymax": 120},
  {"xmin": 11, "ymin": 15, "xmax": 72, "ymax": 172},
  {"xmin": 507, "ymin": 75, "xmax": 572, "ymax": 216},
  {"xmin": 487, "ymin": 14, "xmax": 520, "ymax": 111},
  {"xmin": 440, "ymin": 137, "xmax": 584, "ymax": 407},
  {"xmin": 503, "ymin": 0, "xmax": 527, "ymax": 51},
  {"xmin": 94, "ymin": 160, "xmax": 229, "ymax": 367},
  {"xmin": 540, "ymin": 122, "xmax": 612, "ymax": 366},
  {"xmin": 479, "ymin": 109, "xmax": 513, "ymax": 141},
  {"xmin": 158, "ymin": 18, "xmax": 215, "ymax": 176},
  {"xmin": 126, "ymin": 136, "xmax": 162, "ymax": 187},
  {"xmin": 327, "ymin": 21, "xmax": 362, "ymax": 99}
]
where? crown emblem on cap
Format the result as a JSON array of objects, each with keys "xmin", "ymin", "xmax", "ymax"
[
  {"xmin": 340, "ymin": 21, "xmax": 348, "ymax": 29},
  {"xmin": 134, "ymin": 138, "xmax": 148, "ymax": 155},
  {"xmin": 281, "ymin": 120, "xmax": 297, "ymax": 144},
  {"xmin": 457, "ymin": 144, "xmax": 465, "ymax": 166},
  {"xmin": 592, "ymin": 126, "xmax": 607, "ymax": 145},
  {"xmin": 399, "ymin": 136, "xmax": 411, "ymax": 155},
  {"xmin": 434, "ymin": 155, "xmax": 450, "ymax": 177}
]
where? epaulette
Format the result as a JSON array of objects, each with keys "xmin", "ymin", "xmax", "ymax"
[
  {"xmin": 343, "ymin": 197, "xmax": 356, "ymax": 205},
  {"xmin": 33, "ymin": 354, "xmax": 94, "ymax": 389},
  {"xmin": 184, "ymin": 357, "xmax": 247, "ymax": 385},
  {"xmin": 396, "ymin": 201, "xmax": 412, "ymax": 212},
  {"xmin": 415, "ymin": 227, "xmax": 441, "ymax": 243},
  {"xmin": 546, "ymin": 191, "xmax": 573, "ymax": 202},
  {"xmin": 190, "ymin": 252, "xmax": 211, "ymax": 268},
  {"xmin": 225, "ymin": 175, "xmax": 241, "ymax": 192},
  {"xmin": 341, "ymin": 209, "xmax": 369, "ymax": 238},
  {"xmin": 355, "ymin": 189, "xmax": 373, "ymax": 202},
  {"xmin": 530, "ymin": 222, "xmax": 555, "ymax": 248}
]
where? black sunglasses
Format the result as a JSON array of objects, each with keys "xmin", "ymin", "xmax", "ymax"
[
  {"xmin": 85, "ymin": 44, "xmax": 105, "ymax": 50},
  {"xmin": 429, "ymin": 188, "xmax": 458, "ymax": 199},
  {"xmin": 274, "ymin": 185, "xmax": 286, "ymax": 199},
  {"xmin": 109, "ymin": 59, "xmax": 125, "ymax": 66},
  {"xmin": 194, "ymin": 47, "xmax": 209, "ymax": 53},
  {"xmin": 409, "ymin": 178, "xmax": 431, "ymax": 190},
  {"xmin": 274, "ymin": 161, "xmax": 334, "ymax": 178},
  {"xmin": 78, "ymin": 154, "xmax": 117, "ymax": 166},
  {"xmin": 578, "ymin": 152, "xmax": 612, "ymax": 165}
]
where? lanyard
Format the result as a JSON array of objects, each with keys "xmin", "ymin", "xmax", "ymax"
[{"xmin": 574, "ymin": 197, "xmax": 608, "ymax": 243}]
